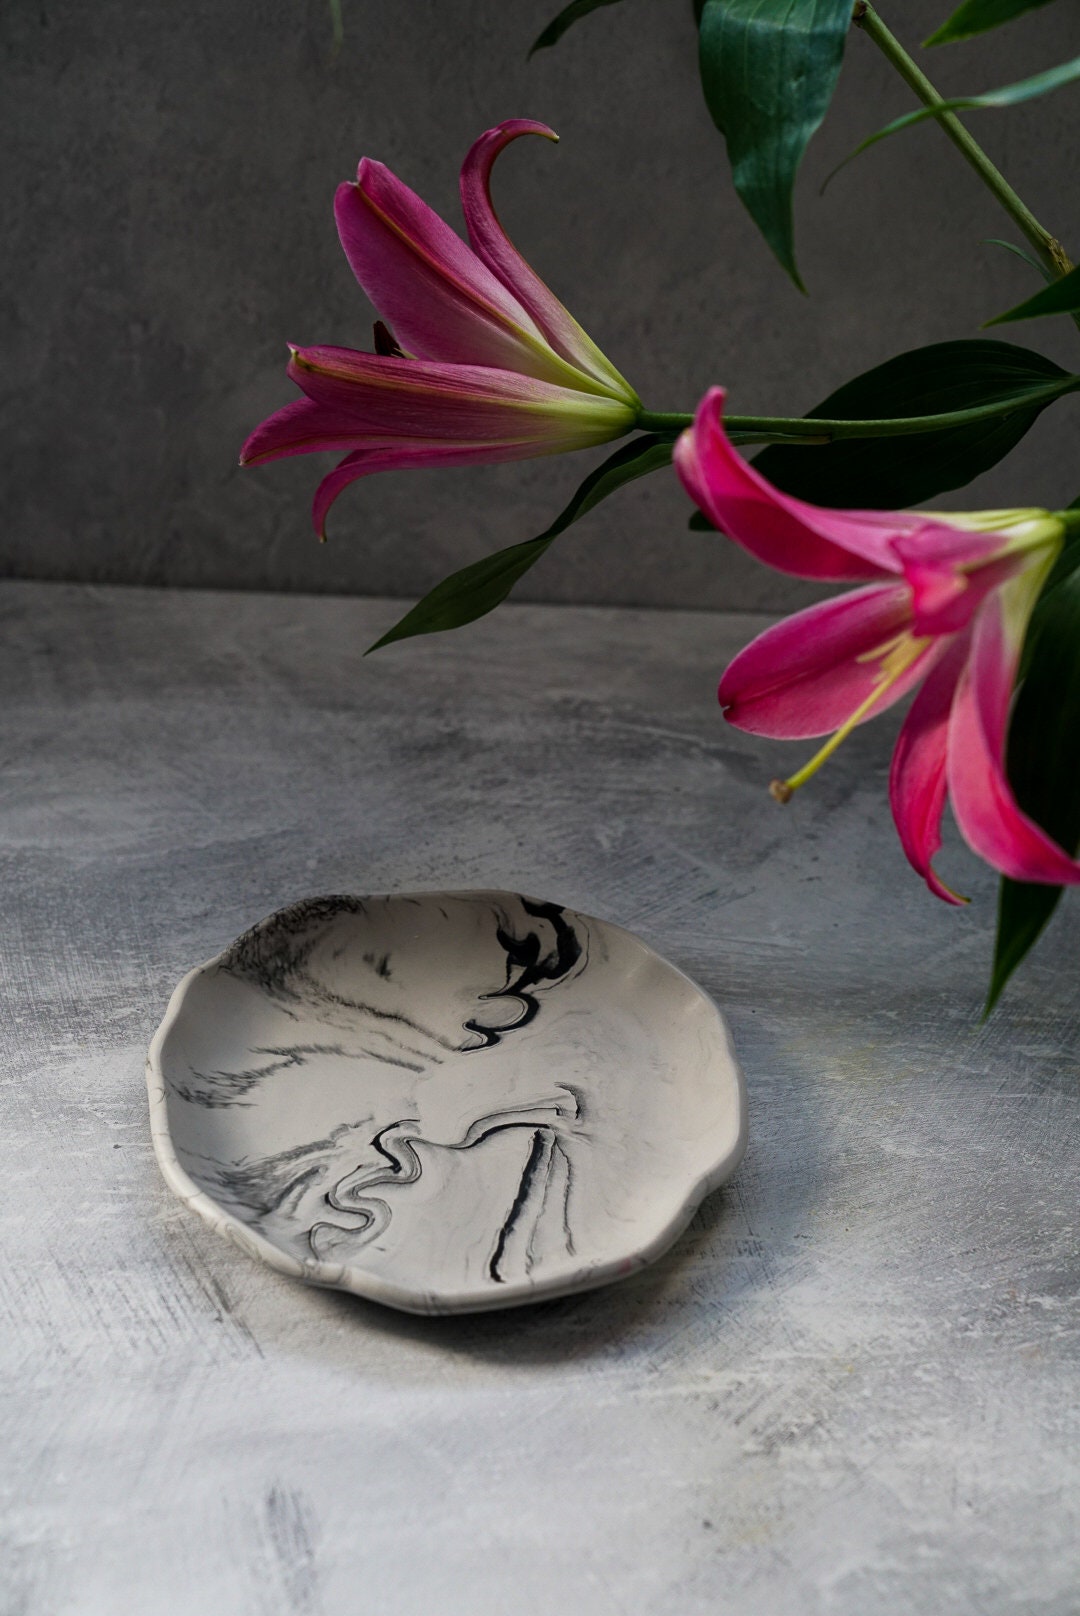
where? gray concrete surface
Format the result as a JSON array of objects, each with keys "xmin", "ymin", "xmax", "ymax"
[
  {"xmin": 4, "ymin": 1, "xmax": 1080, "ymax": 611},
  {"xmin": 2, "ymin": 578, "xmax": 1078, "ymax": 1614}
]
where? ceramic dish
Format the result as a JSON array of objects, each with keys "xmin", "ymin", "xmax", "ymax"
[{"xmin": 147, "ymin": 891, "xmax": 746, "ymax": 1314}]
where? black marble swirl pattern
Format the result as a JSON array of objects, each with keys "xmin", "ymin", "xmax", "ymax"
[{"xmin": 149, "ymin": 890, "xmax": 745, "ymax": 1312}]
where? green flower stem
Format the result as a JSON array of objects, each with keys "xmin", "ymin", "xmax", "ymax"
[
  {"xmin": 854, "ymin": 3, "xmax": 1074, "ymax": 283},
  {"xmin": 1059, "ymin": 507, "xmax": 1080, "ymax": 532},
  {"xmin": 637, "ymin": 377, "xmax": 1078, "ymax": 445},
  {"xmin": 633, "ymin": 411, "xmax": 694, "ymax": 432},
  {"xmin": 727, "ymin": 431, "xmax": 832, "ymax": 447}
]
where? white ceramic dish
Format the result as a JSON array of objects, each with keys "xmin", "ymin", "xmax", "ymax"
[{"xmin": 147, "ymin": 892, "xmax": 746, "ymax": 1314}]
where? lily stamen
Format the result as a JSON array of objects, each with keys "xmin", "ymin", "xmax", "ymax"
[{"xmin": 772, "ymin": 635, "xmax": 930, "ymax": 802}]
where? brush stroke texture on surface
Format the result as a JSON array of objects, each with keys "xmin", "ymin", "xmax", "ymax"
[{"xmin": 0, "ymin": 581, "xmax": 1078, "ymax": 1613}]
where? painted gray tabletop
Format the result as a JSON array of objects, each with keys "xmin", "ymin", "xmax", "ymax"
[{"xmin": 2, "ymin": 579, "xmax": 1077, "ymax": 1616}]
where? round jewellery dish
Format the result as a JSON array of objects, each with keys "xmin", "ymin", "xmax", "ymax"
[{"xmin": 146, "ymin": 891, "xmax": 747, "ymax": 1315}]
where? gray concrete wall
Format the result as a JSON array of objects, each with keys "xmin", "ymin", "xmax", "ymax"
[{"xmin": 4, "ymin": 0, "xmax": 1080, "ymax": 613}]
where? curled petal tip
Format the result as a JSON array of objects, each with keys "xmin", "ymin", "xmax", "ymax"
[
  {"xmin": 488, "ymin": 117, "xmax": 558, "ymax": 143},
  {"xmin": 459, "ymin": 120, "xmax": 635, "ymax": 401},
  {"xmin": 923, "ymin": 867, "xmax": 970, "ymax": 906},
  {"xmin": 677, "ymin": 386, "xmax": 903, "ymax": 582}
]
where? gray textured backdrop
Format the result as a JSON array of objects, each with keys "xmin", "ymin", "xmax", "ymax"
[{"xmin": 4, "ymin": 0, "xmax": 1080, "ymax": 612}]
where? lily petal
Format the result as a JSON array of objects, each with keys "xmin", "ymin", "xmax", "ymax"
[
  {"xmin": 675, "ymin": 389, "xmax": 927, "ymax": 581},
  {"xmin": 718, "ymin": 582, "xmax": 930, "ymax": 738},
  {"xmin": 459, "ymin": 120, "xmax": 638, "ymax": 405},
  {"xmin": 310, "ymin": 437, "xmax": 592, "ymax": 540},
  {"xmin": 335, "ymin": 163, "xmax": 598, "ymax": 392},
  {"xmin": 891, "ymin": 524, "xmax": 1020, "ymax": 636},
  {"xmin": 240, "ymin": 396, "xmax": 384, "ymax": 464},
  {"xmin": 888, "ymin": 633, "xmax": 971, "ymax": 904},
  {"xmin": 286, "ymin": 345, "xmax": 634, "ymax": 442},
  {"xmin": 243, "ymin": 349, "xmax": 634, "ymax": 470},
  {"xmin": 947, "ymin": 587, "xmax": 1080, "ymax": 885}
]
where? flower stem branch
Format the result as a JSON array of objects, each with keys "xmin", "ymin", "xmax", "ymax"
[
  {"xmin": 853, "ymin": 3, "xmax": 1073, "ymax": 284},
  {"xmin": 639, "ymin": 377, "xmax": 1079, "ymax": 444},
  {"xmin": 634, "ymin": 411, "xmax": 695, "ymax": 432}
]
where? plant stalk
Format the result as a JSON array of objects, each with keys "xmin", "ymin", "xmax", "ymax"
[
  {"xmin": 853, "ymin": 3, "xmax": 1073, "ymax": 283},
  {"xmin": 637, "ymin": 376, "xmax": 1078, "ymax": 444},
  {"xmin": 634, "ymin": 412, "xmax": 694, "ymax": 432}
]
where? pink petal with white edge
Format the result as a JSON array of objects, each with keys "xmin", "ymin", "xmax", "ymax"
[
  {"xmin": 286, "ymin": 346, "xmax": 634, "ymax": 443},
  {"xmin": 675, "ymin": 389, "xmax": 930, "ymax": 582},
  {"xmin": 459, "ymin": 120, "xmax": 638, "ymax": 404},
  {"xmin": 310, "ymin": 437, "xmax": 593, "ymax": 540},
  {"xmin": 335, "ymin": 165, "xmax": 592, "ymax": 392},
  {"xmin": 888, "ymin": 632, "xmax": 971, "ymax": 904},
  {"xmin": 718, "ymin": 582, "xmax": 930, "ymax": 739},
  {"xmin": 947, "ymin": 590, "xmax": 1080, "ymax": 885}
]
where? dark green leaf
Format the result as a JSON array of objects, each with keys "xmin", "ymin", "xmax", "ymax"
[
  {"xmin": 366, "ymin": 537, "xmax": 556, "ymax": 652},
  {"xmin": 985, "ymin": 262, "xmax": 1080, "ymax": 326},
  {"xmin": 987, "ymin": 540, "xmax": 1080, "ymax": 1010},
  {"xmin": 697, "ymin": 0, "xmax": 854, "ymax": 288},
  {"xmin": 984, "ymin": 238, "xmax": 1054, "ymax": 284},
  {"xmin": 989, "ymin": 879, "xmax": 1062, "ymax": 1014},
  {"xmin": 833, "ymin": 55, "xmax": 1080, "ymax": 180},
  {"xmin": 927, "ymin": 0, "xmax": 1058, "ymax": 47},
  {"xmin": 752, "ymin": 340, "xmax": 1075, "ymax": 509},
  {"xmin": 529, "ymin": 0, "xmax": 628, "ymax": 55},
  {"xmin": 366, "ymin": 435, "xmax": 674, "ymax": 651}
]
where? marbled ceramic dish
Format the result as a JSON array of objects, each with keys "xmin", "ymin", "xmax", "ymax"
[{"xmin": 147, "ymin": 892, "xmax": 746, "ymax": 1314}]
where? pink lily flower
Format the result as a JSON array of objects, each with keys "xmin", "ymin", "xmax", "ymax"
[
  {"xmin": 241, "ymin": 119, "xmax": 640, "ymax": 538},
  {"xmin": 674, "ymin": 386, "xmax": 1076, "ymax": 902}
]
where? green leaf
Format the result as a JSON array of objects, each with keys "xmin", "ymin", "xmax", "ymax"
[
  {"xmin": 987, "ymin": 538, "xmax": 1080, "ymax": 1010},
  {"xmin": 367, "ymin": 537, "xmax": 556, "ymax": 651},
  {"xmin": 528, "ymin": 0, "xmax": 628, "ymax": 55},
  {"xmin": 989, "ymin": 878, "xmax": 1062, "ymax": 1014},
  {"xmin": 697, "ymin": 0, "xmax": 854, "ymax": 288},
  {"xmin": 984, "ymin": 238, "xmax": 1054, "ymax": 284},
  {"xmin": 366, "ymin": 435, "xmax": 675, "ymax": 651},
  {"xmin": 985, "ymin": 262, "xmax": 1080, "ymax": 326},
  {"xmin": 927, "ymin": 0, "xmax": 1058, "ymax": 47},
  {"xmin": 752, "ymin": 340, "xmax": 1076, "ymax": 509},
  {"xmin": 833, "ymin": 55, "xmax": 1080, "ymax": 179}
]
